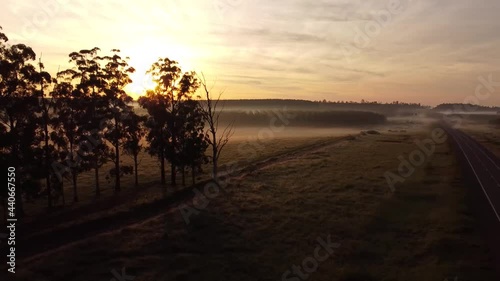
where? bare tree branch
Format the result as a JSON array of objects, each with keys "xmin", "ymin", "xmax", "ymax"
[{"xmin": 197, "ymin": 72, "xmax": 233, "ymax": 178}]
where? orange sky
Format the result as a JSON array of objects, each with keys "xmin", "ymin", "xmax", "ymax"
[{"xmin": 2, "ymin": 0, "xmax": 500, "ymax": 105}]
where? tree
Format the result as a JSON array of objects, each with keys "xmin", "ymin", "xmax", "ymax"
[
  {"xmin": 199, "ymin": 74, "xmax": 234, "ymax": 178},
  {"xmin": 49, "ymin": 124, "xmax": 70, "ymax": 206},
  {"xmin": 167, "ymin": 71, "xmax": 200, "ymax": 185},
  {"xmin": 34, "ymin": 56, "xmax": 56, "ymax": 208},
  {"xmin": 177, "ymin": 99, "xmax": 208, "ymax": 185},
  {"xmin": 101, "ymin": 49, "xmax": 135, "ymax": 192},
  {"xmin": 122, "ymin": 110, "xmax": 147, "ymax": 187},
  {"xmin": 50, "ymin": 75, "xmax": 84, "ymax": 202},
  {"xmin": 64, "ymin": 47, "xmax": 111, "ymax": 197},
  {"xmin": 0, "ymin": 27, "xmax": 41, "ymax": 216},
  {"xmin": 139, "ymin": 58, "xmax": 199, "ymax": 186},
  {"xmin": 138, "ymin": 89, "xmax": 169, "ymax": 185}
]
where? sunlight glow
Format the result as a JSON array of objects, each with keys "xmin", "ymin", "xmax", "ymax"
[
  {"xmin": 126, "ymin": 71, "xmax": 156, "ymax": 100},
  {"xmin": 124, "ymin": 44, "xmax": 197, "ymax": 100}
]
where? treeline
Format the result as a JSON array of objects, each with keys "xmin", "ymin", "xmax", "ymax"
[
  {"xmin": 0, "ymin": 27, "xmax": 225, "ymax": 216},
  {"xmin": 218, "ymin": 99, "xmax": 428, "ymax": 116},
  {"xmin": 434, "ymin": 103, "xmax": 500, "ymax": 112},
  {"xmin": 217, "ymin": 110, "xmax": 387, "ymax": 127}
]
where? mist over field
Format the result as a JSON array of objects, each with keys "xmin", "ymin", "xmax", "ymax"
[
  {"xmin": 229, "ymin": 127, "xmax": 362, "ymax": 141},
  {"xmin": 133, "ymin": 100, "xmax": 421, "ymax": 142}
]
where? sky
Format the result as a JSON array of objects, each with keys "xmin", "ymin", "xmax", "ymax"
[{"xmin": 1, "ymin": 0, "xmax": 500, "ymax": 106}]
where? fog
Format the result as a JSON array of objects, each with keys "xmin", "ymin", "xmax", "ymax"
[
  {"xmin": 439, "ymin": 111, "xmax": 499, "ymax": 115},
  {"xmin": 229, "ymin": 126, "xmax": 363, "ymax": 141}
]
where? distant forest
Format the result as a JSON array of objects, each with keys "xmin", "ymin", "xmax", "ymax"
[
  {"xmin": 433, "ymin": 103, "xmax": 500, "ymax": 113},
  {"xmin": 210, "ymin": 99, "xmax": 428, "ymax": 116},
  {"xmin": 216, "ymin": 110, "xmax": 387, "ymax": 127}
]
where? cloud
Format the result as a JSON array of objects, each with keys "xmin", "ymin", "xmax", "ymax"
[{"xmin": 1, "ymin": 0, "xmax": 500, "ymax": 105}]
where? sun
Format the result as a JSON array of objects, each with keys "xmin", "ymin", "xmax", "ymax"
[
  {"xmin": 124, "ymin": 45, "xmax": 196, "ymax": 100},
  {"xmin": 126, "ymin": 71, "xmax": 156, "ymax": 100},
  {"xmin": 125, "ymin": 56, "xmax": 158, "ymax": 100}
]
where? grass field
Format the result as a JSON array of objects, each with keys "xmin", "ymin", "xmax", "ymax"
[
  {"xmin": 10, "ymin": 123, "xmax": 496, "ymax": 281},
  {"xmin": 13, "ymin": 127, "xmax": 365, "ymax": 241}
]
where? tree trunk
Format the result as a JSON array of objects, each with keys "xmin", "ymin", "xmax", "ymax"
[
  {"xmin": 213, "ymin": 159, "xmax": 218, "ymax": 179},
  {"xmin": 191, "ymin": 165, "xmax": 196, "ymax": 185},
  {"xmin": 95, "ymin": 162, "xmax": 100, "ymax": 198},
  {"xmin": 114, "ymin": 118, "xmax": 121, "ymax": 192},
  {"xmin": 115, "ymin": 143, "xmax": 120, "ymax": 192},
  {"xmin": 70, "ymin": 143, "xmax": 78, "ymax": 202},
  {"xmin": 43, "ymin": 109, "xmax": 52, "ymax": 208},
  {"xmin": 160, "ymin": 148, "xmax": 166, "ymax": 185},
  {"xmin": 212, "ymin": 130, "xmax": 218, "ymax": 178},
  {"xmin": 46, "ymin": 175, "xmax": 52, "ymax": 208},
  {"xmin": 159, "ymin": 127, "xmax": 166, "ymax": 185},
  {"xmin": 41, "ymin": 71, "xmax": 52, "ymax": 209},
  {"xmin": 170, "ymin": 98, "xmax": 176, "ymax": 186},
  {"xmin": 171, "ymin": 162, "xmax": 176, "ymax": 186},
  {"xmin": 61, "ymin": 181, "xmax": 65, "ymax": 206},
  {"xmin": 72, "ymin": 172, "xmax": 78, "ymax": 202},
  {"xmin": 181, "ymin": 166, "xmax": 185, "ymax": 186},
  {"xmin": 44, "ymin": 127, "xmax": 52, "ymax": 209},
  {"xmin": 134, "ymin": 154, "xmax": 139, "ymax": 187}
]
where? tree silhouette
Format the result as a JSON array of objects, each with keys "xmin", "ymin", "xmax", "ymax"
[
  {"xmin": 139, "ymin": 58, "xmax": 199, "ymax": 186},
  {"xmin": 199, "ymin": 74, "xmax": 234, "ymax": 178},
  {"xmin": 122, "ymin": 110, "xmax": 147, "ymax": 187},
  {"xmin": 168, "ymin": 71, "xmax": 200, "ymax": 185},
  {"xmin": 138, "ymin": 89, "xmax": 169, "ymax": 185},
  {"xmin": 101, "ymin": 49, "xmax": 135, "ymax": 193},
  {"xmin": 50, "ymin": 75, "xmax": 84, "ymax": 202},
  {"xmin": 0, "ymin": 28, "xmax": 42, "ymax": 216},
  {"xmin": 49, "ymin": 116, "xmax": 70, "ymax": 206},
  {"xmin": 65, "ymin": 47, "xmax": 111, "ymax": 197},
  {"xmin": 177, "ymin": 99, "xmax": 209, "ymax": 185},
  {"xmin": 34, "ymin": 57, "xmax": 56, "ymax": 208},
  {"xmin": 149, "ymin": 58, "xmax": 181, "ymax": 186}
]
